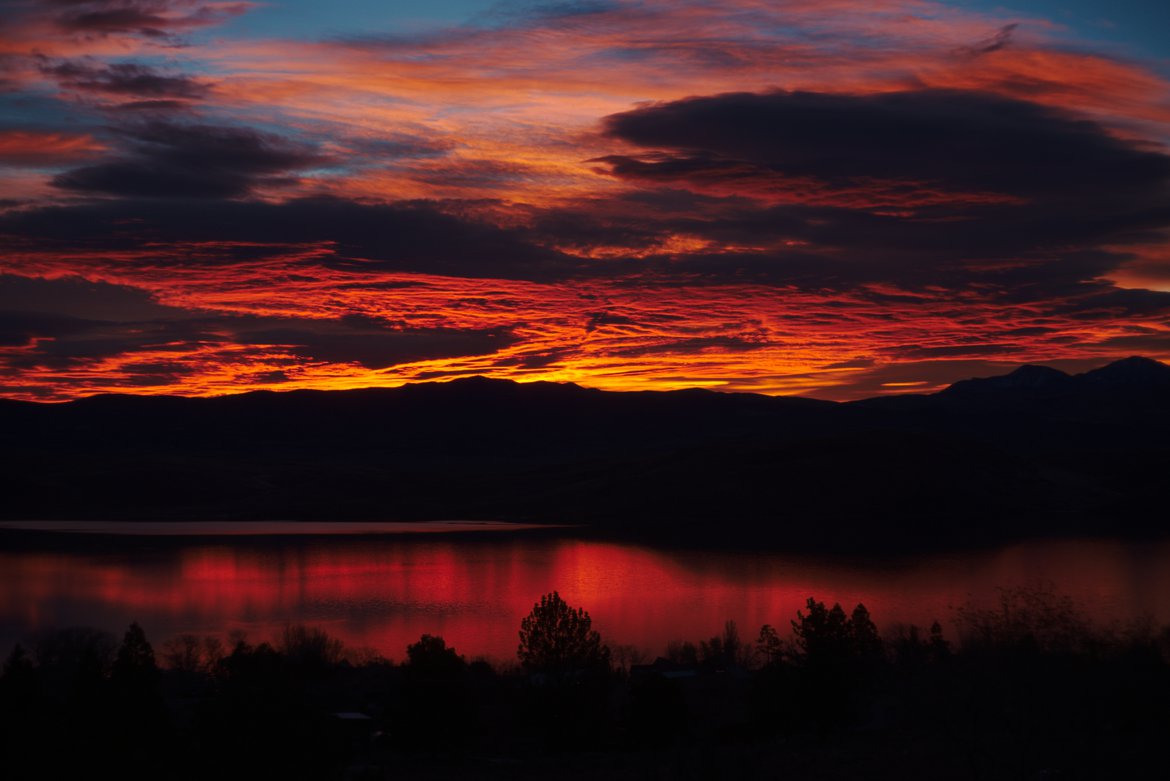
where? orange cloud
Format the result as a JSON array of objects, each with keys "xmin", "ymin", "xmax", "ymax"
[{"xmin": 0, "ymin": 130, "xmax": 106, "ymax": 165}]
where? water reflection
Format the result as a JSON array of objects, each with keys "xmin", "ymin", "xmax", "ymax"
[{"xmin": 3, "ymin": 533, "xmax": 1169, "ymax": 661}]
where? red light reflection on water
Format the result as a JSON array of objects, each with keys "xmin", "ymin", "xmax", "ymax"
[{"xmin": 3, "ymin": 537, "xmax": 1170, "ymax": 662}]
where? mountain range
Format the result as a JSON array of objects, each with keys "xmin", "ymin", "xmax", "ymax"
[{"xmin": 3, "ymin": 357, "xmax": 1168, "ymax": 550}]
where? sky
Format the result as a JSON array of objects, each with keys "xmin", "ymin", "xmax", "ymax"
[{"xmin": 1, "ymin": 0, "xmax": 1169, "ymax": 401}]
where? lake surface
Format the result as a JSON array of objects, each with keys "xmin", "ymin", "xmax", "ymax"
[{"xmin": 3, "ymin": 523, "xmax": 1169, "ymax": 663}]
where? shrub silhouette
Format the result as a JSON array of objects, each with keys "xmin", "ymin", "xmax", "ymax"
[{"xmin": 518, "ymin": 591, "xmax": 610, "ymax": 677}]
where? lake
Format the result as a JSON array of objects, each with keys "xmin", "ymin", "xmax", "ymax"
[{"xmin": 2, "ymin": 522, "xmax": 1168, "ymax": 663}]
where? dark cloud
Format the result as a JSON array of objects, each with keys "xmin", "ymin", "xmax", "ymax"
[
  {"xmin": 531, "ymin": 202, "xmax": 673, "ymax": 254},
  {"xmin": 566, "ymin": 88, "xmax": 1170, "ymax": 293},
  {"xmin": 4, "ymin": 320, "xmax": 210, "ymax": 367},
  {"xmin": 0, "ymin": 274, "xmax": 180, "ymax": 321},
  {"xmin": 58, "ymin": 7, "xmax": 174, "ymax": 37},
  {"xmin": 105, "ymin": 99, "xmax": 193, "ymax": 112},
  {"xmin": 888, "ymin": 343, "xmax": 1019, "ymax": 359},
  {"xmin": 1092, "ymin": 332, "xmax": 1170, "ymax": 353},
  {"xmin": 612, "ymin": 335, "xmax": 769, "ymax": 356},
  {"xmin": 0, "ymin": 303, "xmax": 518, "ymax": 371},
  {"xmin": 527, "ymin": 199, "xmax": 1146, "ymax": 295},
  {"xmin": 600, "ymin": 88, "xmax": 1170, "ymax": 201},
  {"xmin": 585, "ymin": 310, "xmax": 638, "ymax": 332},
  {"xmin": 824, "ymin": 358, "xmax": 876, "ymax": 370},
  {"xmin": 957, "ymin": 23, "xmax": 1018, "ymax": 57},
  {"xmin": 231, "ymin": 322, "xmax": 517, "ymax": 369},
  {"xmin": 5, "ymin": 88, "xmax": 1170, "ymax": 326},
  {"xmin": 249, "ymin": 369, "xmax": 291, "ymax": 383},
  {"xmin": 494, "ymin": 349, "xmax": 573, "ymax": 369},
  {"xmin": 0, "ymin": 196, "xmax": 578, "ymax": 279},
  {"xmin": 0, "ymin": 311, "xmax": 99, "ymax": 347},
  {"xmin": 1045, "ymin": 287, "xmax": 1170, "ymax": 318},
  {"xmin": 40, "ymin": 59, "xmax": 212, "ymax": 98},
  {"xmin": 52, "ymin": 121, "xmax": 328, "ymax": 198},
  {"xmin": 50, "ymin": 0, "xmax": 250, "ymax": 39},
  {"xmin": 0, "ymin": 305, "xmax": 228, "ymax": 369}
]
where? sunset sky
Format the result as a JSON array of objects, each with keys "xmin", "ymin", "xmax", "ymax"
[{"xmin": 2, "ymin": 0, "xmax": 1169, "ymax": 401}]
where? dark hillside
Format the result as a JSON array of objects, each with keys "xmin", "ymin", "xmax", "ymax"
[{"xmin": 3, "ymin": 358, "xmax": 1168, "ymax": 549}]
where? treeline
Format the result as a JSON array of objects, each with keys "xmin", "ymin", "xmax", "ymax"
[{"xmin": 2, "ymin": 588, "xmax": 1169, "ymax": 780}]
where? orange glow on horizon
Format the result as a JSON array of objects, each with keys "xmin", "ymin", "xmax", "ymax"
[{"xmin": 4, "ymin": 254, "xmax": 1168, "ymax": 402}]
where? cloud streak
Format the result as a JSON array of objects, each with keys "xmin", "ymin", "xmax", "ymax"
[
  {"xmin": 39, "ymin": 58, "xmax": 213, "ymax": 98},
  {"xmin": 51, "ymin": 121, "xmax": 328, "ymax": 197}
]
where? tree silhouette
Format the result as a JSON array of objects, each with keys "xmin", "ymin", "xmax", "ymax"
[
  {"xmin": 790, "ymin": 598, "xmax": 885, "ymax": 728},
  {"xmin": 406, "ymin": 634, "xmax": 466, "ymax": 678},
  {"xmin": 161, "ymin": 633, "xmax": 224, "ymax": 674},
  {"xmin": 791, "ymin": 598, "xmax": 884, "ymax": 666},
  {"xmin": 851, "ymin": 603, "xmax": 883, "ymax": 661},
  {"xmin": 109, "ymin": 623, "xmax": 170, "ymax": 771},
  {"xmin": 111, "ymin": 622, "xmax": 156, "ymax": 687},
  {"xmin": 518, "ymin": 591, "xmax": 610, "ymax": 677},
  {"xmin": 929, "ymin": 620, "xmax": 951, "ymax": 661},
  {"xmin": 665, "ymin": 639, "xmax": 699, "ymax": 665},
  {"xmin": 791, "ymin": 598, "xmax": 852, "ymax": 667},
  {"xmin": 756, "ymin": 624, "xmax": 783, "ymax": 667},
  {"xmin": 699, "ymin": 620, "xmax": 743, "ymax": 669},
  {"xmin": 954, "ymin": 584, "xmax": 1091, "ymax": 654}
]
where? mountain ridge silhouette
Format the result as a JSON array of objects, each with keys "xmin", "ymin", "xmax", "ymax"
[{"xmin": 2, "ymin": 356, "xmax": 1167, "ymax": 550}]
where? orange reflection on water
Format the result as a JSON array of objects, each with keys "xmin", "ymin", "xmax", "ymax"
[{"xmin": 3, "ymin": 535, "xmax": 1169, "ymax": 662}]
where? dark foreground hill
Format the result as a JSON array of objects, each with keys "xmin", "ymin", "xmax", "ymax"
[{"xmin": 2, "ymin": 357, "xmax": 1168, "ymax": 549}]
